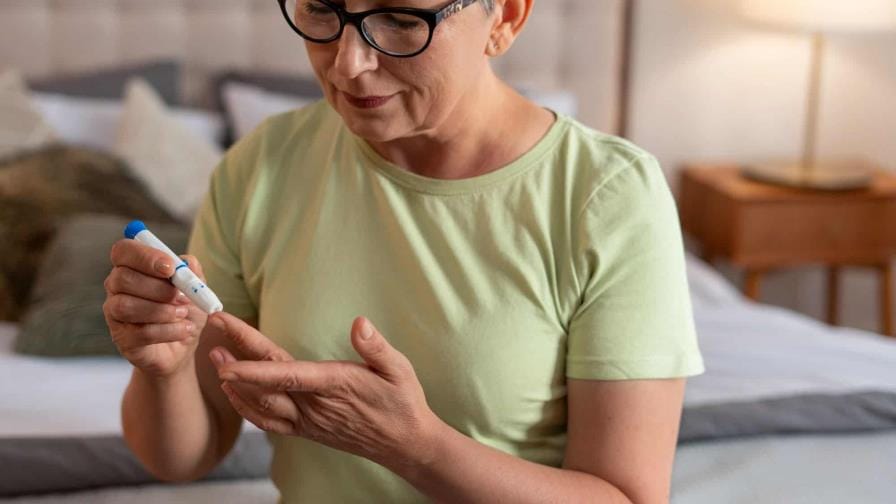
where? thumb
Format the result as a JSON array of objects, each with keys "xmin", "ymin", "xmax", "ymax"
[{"xmin": 351, "ymin": 317, "xmax": 409, "ymax": 381}]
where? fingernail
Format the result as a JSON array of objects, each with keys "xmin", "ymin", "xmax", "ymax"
[
  {"xmin": 220, "ymin": 372, "xmax": 237, "ymax": 381},
  {"xmin": 360, "ymin": 320, "xmax": 374, "ymax": 340},
  {"xmin": 184, "ymin": 321, "xmax": 194, "ymax": 333},
  {"xmin": 208, "ymin": 315, "xmax": 225, "ymax": 331},
  {"xmin": 210, "ymin": 349, "xmax": 223, "ymax": 365},
  {"xmin": 155, "ymin": 261, "xmax": 172, "ymax": 276},
  {"xmin": 176, "ymin": 294, "xmax": 190, "ymax": 304},
  {"xmin": 175, "ymin": 306, "xmax": 189, "ymax": 318}
]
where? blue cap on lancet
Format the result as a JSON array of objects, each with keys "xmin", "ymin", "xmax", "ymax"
[{"xmin": 124, "ymin": 220, "xmax": 147, "ymax": 239}]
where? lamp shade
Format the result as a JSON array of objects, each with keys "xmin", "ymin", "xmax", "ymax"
[{"xmin": 739, "ymin": 0, "xmax": 896, "ymax": 32}]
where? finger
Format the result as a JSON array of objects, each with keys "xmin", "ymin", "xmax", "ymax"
[
  {"xmin": 224, "ymin": 378, "xmax": 299, "ymax": 421},
  {"xmin": 104, "ymin": 294, "xmax": 190, "ymax": 324},
  {"xmin": 104, "ymin": 266, "xmax": 181, "ymax": 303},
  {"xmin": 206, "ymin": 312, "xmax": 292, "ymax": 362},
  {"xmin": 113, "ymin": 320, "xmax": 195, "ymax": 351},
  {"xmin": 180, "ymin": 255, "xmax": 206, "ymax": 282},
  {"xmin": 110, "ymin": 239, "xmax": 178, "ymax": 279},
  {"xmin": 221, "ymin": 382, "xmax": 295, "ymax": 435},
  {"xmin": 350, "ymin": 317, "xmax": 412, "ymax": 382},
  {"xmin": 217, "ymin": 359, "xmax": 340, "ymax": 394}
]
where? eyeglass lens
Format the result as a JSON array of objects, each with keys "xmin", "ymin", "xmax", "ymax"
[{"xmin": 285, "ymin": 0, "xmax": 432, "ymax": 56}]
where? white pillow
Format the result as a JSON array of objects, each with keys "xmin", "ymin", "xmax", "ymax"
[
  {"xmin": 223, "ymin": 81, "xmax": 315, "ymax": 141},
  {"xmin": 116, "ymin": 79, "xmax": 223, "ymax": 222},
  {"xmin": 513, "ymin": 82, "xmax": 578, "ymax": 117},
  {"xmin": 33, "ymin": 92, "xmax": 224, "ymax": 151},
  {"xmin": 0, "ymin": 69, "xmax": 56, "ymax": 158}
]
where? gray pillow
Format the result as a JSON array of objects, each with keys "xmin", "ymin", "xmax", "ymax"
[
  {"xmin": 15, "ymin": 214, "xmax": 190, "ymax": 357},
  {"xmin": 29, "ymin": 60, "xmax": 181, "ymax": 106}
]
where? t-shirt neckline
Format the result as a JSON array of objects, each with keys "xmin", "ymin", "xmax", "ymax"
[{"xmin": 349, "ymin": 111, "xmax": 569, "ymax": 196}]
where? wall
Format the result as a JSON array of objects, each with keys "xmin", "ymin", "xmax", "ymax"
[{"xmin": 627, "ymin": 0, "xmax": 896, "ymax": 334}]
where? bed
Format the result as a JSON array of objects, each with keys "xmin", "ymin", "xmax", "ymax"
[
  {"xmin": 2, "ymin": 1, "xmax": 896, "ymax": 502},
  {"xmin": 2, "ymin": 255, "xmax": 896, "ymax": 502}
]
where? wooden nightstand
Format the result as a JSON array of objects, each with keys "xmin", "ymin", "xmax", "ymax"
[{"xmin": 678, "ymin": 164, "xmax": 896, "ymax": 337}]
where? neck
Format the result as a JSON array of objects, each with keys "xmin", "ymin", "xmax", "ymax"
[{"xmin": 366, "ymin": 72, "xmax": 544, "ymax": 180}]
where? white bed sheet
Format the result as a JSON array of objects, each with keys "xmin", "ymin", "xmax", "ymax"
[
  {"xmin": 673, "ymin": 430, "xmax": 896, "ymax": 504},
  {"xmin": 0, "ymin": 322, "xmax": 259, "ymax": 438}
]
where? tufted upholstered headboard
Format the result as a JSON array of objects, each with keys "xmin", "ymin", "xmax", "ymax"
[{"xmin": 0, "ymin": 0, "xmax": 628, "ymax": 133}]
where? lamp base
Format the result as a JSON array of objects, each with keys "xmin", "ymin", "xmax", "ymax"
[{"xmin": 740, "ymin": 160, "xmax": 874, "ymax": 191}]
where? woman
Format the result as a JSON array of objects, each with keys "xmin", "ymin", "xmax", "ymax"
[{"xmin": 103, "ymin": 0, "xmax": 704, "ymax": 502}]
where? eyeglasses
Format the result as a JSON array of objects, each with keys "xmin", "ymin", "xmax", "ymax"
[{"xmin": 278, "ymin": 0, "xmax": 480, "ymax": 58}]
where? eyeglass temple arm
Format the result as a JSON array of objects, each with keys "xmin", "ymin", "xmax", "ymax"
[{"xmin": 435, "ymin": 0, "xmax": 480, "ymax": 23}]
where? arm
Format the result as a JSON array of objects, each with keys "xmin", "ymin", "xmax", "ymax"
[
  {"xmin": 396, "ymin": 378, "xmax": 686, "ymax": 504},
  {"xmin": 121, "ymin": 316, "xmax": 257, "ymax": 482}
]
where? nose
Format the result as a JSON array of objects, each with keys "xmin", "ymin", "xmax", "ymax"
[{"xmin": 333, "ymin": 24, "xmax": 379, "ymax": 79}]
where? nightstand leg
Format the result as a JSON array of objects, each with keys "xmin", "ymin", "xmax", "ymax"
[
  {"xmin": 827, "ymin": 266, "xmax": 840, "ymax": 326},
  {"xmin": 744, "ymin": 270, "xmax": 763, "ymax": 301},
  {"xmin": 881, "ymin": 262, "xmax": 893, "ymax": 338}
]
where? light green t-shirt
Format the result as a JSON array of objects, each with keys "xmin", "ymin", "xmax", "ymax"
[{"xmin": 188, "ymin": 100, "xmax": 704, "ymax": 503}]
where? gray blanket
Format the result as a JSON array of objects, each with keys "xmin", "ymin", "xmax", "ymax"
[
  {"xmin": 0, "ymin": 431, "xmax": 271, "ymax": 497},
  {"xmin": 3, "ymin": 390, "xmax": 896, "ymax": 497}
]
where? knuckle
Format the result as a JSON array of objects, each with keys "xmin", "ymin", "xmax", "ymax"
[
  {"xmin": 109, "ymin": 240, "xmax": 126, "ymax": 265},
  {"xmin": 257, "ymin": 419, "xmax": 277, "ymax": 432},
  {"xmin": 261, "ymin": 350, "xmax": 281, "ymax": 362},
  {"xmin": 278, "ymin": 374, "xmax": 300, "ymax": 391},
  {"xmin": 258, "ymin": 395, "xmax": 275, "ymax": 414},
  {"xmin": 107, "ymin": 296, "xmax": 125, "ymax": 319}
]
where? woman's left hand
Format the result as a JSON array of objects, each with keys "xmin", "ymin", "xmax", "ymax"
[{"xmin": 206, "ymin": 312, "xmax": 441, "ymax": 470}]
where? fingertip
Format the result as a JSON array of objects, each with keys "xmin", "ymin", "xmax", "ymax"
[
  {"xmin": 207, "ymin": 313, "xmax": 227, "ymax": 331},
  {"xmin": 219, "ymin": 346, "xmax": 237, "ymax": 363},
  {"xmin": 209, "ymin": 347, "xmax": 225, "ymax": 366}
]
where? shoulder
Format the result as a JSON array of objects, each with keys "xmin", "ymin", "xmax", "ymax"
[{"xmin": 549, "ymin": 115, "xmax": 668, "ymax": 218}]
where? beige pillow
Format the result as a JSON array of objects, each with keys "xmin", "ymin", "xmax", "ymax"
[
  {"xmin": 0, "ymin": 69, "xmax": 56, "ymax": 159},
  {"xmin": 116, "ymin": 79, "xmax": 222, "ymax": 222}
]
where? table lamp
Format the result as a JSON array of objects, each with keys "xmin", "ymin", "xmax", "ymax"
[{"xmin": 738, "ymin": 0, "xmax": 896, "ymax": 190}]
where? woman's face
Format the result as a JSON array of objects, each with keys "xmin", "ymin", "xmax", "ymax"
[{"xmin": 304, "ymin": 0, "xmax": 494, "ymax": 142}]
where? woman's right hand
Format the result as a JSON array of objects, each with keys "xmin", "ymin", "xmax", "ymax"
[{"xmin": 103, "ymin": 240, "xmax": 209, "ymax": 378}]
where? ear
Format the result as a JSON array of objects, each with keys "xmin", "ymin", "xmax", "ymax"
[{"xmin": 486, "ymin": 0, "xmax": 534, "ymax": 57}]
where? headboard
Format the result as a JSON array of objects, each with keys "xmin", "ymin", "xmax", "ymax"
[{"xmin": 0, "ymin": 0, "xmax": 627, "ymax": 133}]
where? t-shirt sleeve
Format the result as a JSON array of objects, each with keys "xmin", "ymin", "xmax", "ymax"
[
  {"xmin": 187, "ymin": 154, "xmax": 259, "ymax": 322},
  {"xmin": 566, "ymin": 153, "xmax": 705, "ymax": 380}
]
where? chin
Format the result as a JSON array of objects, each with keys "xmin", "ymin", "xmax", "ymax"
[{"xmin": 341, "ymin": 114, "xmax": 403, "ymax": 143}]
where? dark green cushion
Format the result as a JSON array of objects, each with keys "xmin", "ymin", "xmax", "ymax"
[{"xmin": 15, "ymin": 214, "xmax": 190, "ymax": 357}]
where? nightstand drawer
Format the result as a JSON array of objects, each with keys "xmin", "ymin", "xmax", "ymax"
[
  {"xmin": 735, "ymin": 199, "xmax": 896, "ymax": 266},
  {"xmin": 679, "ymin": 165, "xmax": 896, "ymax": 268}
]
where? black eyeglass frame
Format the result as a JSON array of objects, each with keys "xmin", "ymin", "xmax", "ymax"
[{"xmin": 277, "ymin": 0, "xmax": 480, "ymax": 58}]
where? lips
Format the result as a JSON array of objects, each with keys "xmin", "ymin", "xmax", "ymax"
[{"xmin": 342, "ymin": 91, "xmax": 394, "ymax": 109}]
